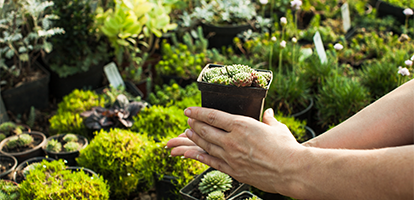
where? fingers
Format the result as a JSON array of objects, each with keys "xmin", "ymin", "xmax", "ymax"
[
  {"xmin": 166, "ymin": 135, "xmax": 197, "ymax": 148},
  {"xmin": 170, "ymin": 146, "xmax": 205, "ymax": 157},
  {"xmin": 185, "ymin": 122, "xmax": 226, "ymax": 157},
  {"xmin": 183, "ymin": 150, "xmax": 232, "ymax": 173},
  {"xmin": 262, "ymin": 108, "xmax": 279, "ymax": 127},
  {"xmin": 184, "ymin": 107, "xmax": 235, "ymax": 132}
]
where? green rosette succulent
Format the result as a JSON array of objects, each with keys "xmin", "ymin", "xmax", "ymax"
[
  {"xmin": 63, "ymin": 141, "xmax": 81, "ymax": 152},
  {"xmin": 17, "ymin": 134, "xmax": 33, "ymax": 146},
  {"xmin": 0, "ymin": 179, "xmax": 20, "ymax": 200},
  {"xmin": 232, "ymin": 72, "xmax": 253, "ymax": 87},
  {"xmin": 45, "ymin": 139, "xmax": 62, "ymax": 153},
  {"xmin": 62, "ymin": 134, "xmax": 78, "ymax": 142},
  {"xmin": 203, "ymin": 67, "xmax": 225, "ymax": 82},
  {"xmin": 207, "ymin": 191, "xmax": 225, "ymax": 200},
  {"xmin": 209, "ymin": 75, "xmax": 232, "ymax": 85},
  {"xmin": 198, "ymin": 170, "xmax": 233, "ymax": 194}
]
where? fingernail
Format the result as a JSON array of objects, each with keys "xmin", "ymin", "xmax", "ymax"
[
  {"xmin": 187, "ymin": 118, "xmax": 192, "ymax": 125},
  {"xmin": 266, "ymin": 108, "xmax": 274, "ymax": 116},
  {"xmin": 197, "ymin": 154, "xmax": 204, "ymax": 161},
  {"xmin": 184, "ymin": 108, "xmax": 191, "ymax": 116},
  {"xmin": 186, "ymin": 129, "xmax": 193, "ymax": 138}
]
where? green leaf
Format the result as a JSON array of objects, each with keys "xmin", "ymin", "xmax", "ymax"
[{"xmin": 19, "ymin": 53, "xmax": 29, "ymax": 61}]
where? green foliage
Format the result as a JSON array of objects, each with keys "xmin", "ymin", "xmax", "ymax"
[
  {"xmin": 141, "ymin": 137, "xmax": 208, "ymax": 193},
  {"xmin": 0, "ymin": 122, "xmax": 24, "ymax": 137},
  {"xmin": 22, "ymin": 163, "xmax": 42, "ymax": 178},
  {"xmin": 76, "ymin": 128, "xmax": 152, "ymax": 198},
  {"xmin": 63, "ymin": 141, "xmax": 81, "ymax": 152},
  {"xmin": 274, "ymin": 112, "xmax": 308, "ymax": 143},
  {"xmin": 207, "ymin": 191, "xmax": 225, "ymax": 200},
  {"xmin": 199, "ymin": 170, "xmax": 233, "ymax": 194},
  {"xmin": 132, "ymin": 104, "xmax": 189, "ymax": 139},
  {"xmin": 45, "ymin": 139, "xmax": 62, "ymax": 153},
  {"xmin": 48, "ymin": 0, "xmax": 108, "ymax": 77},
  {"xmin": 0, "ymin": 0, "xmax": 64, "ymax": 88},
  {"xmin": 62, "ymin": 134, "xmax": 78, "ymax": 143},
  {"xmin": 49, "ymin": 89, "xmax": 105, "ymax": 137},
  {"xmin": 148, "ymin": 81, "xmax": 201, "ymax": 108},
  {"xmin": 0, "ymin": 179, "xmax": 19, "ymax": 200},
  {"xmin": 382, "ymin": 0, "xmax": 414, "ymax": 8},
  {"xmin": 316, "ymin": 75, "xmax": 371, "ymax": 127},
  {"xmin": 19, "ymin": 160, "xmax": 109, "ymax": 200}
]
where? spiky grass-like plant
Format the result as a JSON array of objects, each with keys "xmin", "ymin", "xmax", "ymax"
[{"xmin": 198, "ymin": 170, "xmax": 233, "ymax": 194}]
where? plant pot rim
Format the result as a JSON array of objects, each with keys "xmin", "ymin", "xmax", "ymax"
[
  {"xmin": 0, "ymin": 131, "xmax": 47, "ymax": 157},
  {"xmin": 42, "ymin": 133, "xmax": 89, "ymax": 155},
  {"xmin": 12, "ymin": 156, "xmax": 55, "ymax": 183},
  {"xmin": 292, "ymin": 97, "xmax": 314, "ymax": 118},
  {"xmin": 66, "ymin": 166, "xmax": 99, "ymax": 178},
  {"xmin": 0, "ymin": 154, "xmax": 18, "ymax": 178}
]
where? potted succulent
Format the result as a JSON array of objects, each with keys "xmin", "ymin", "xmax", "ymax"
[
  {"xmin": 0, "ymin": 131, "xmax": 47, "ymax": 163},
  {"xmin": 76, "ymin": 128, "xmax": 153, "ymax": 199},
  {"xmin": 197, "ymin": 64, "xmax": 273, "ymax": 121},
  {"xmin": 0, "ymin": 0, "xmax": 64, "ymax": 115},
  {"xmin": 42, "ymin": 133, "xmax": 89, "ymax": 166},
  {"xmin": 188, "ymin": 0, "xmax": 257, "ymax": 49},
  {"xmin": 0, "ymin": 122, "xmax": 28, "ymax": 142},
  {"xmin": 0, "ymin": 179, "xmax": 19, "ymax": 199},
  {"xmin": 180, "ymin": 167, "xmax": 250, "ymax": 200},
  {"xmin": 43, "ymin": 0, "xmax": 110, "ymax": 98},
  {"xmin": 18, "ymin": 159, "xmax": 110, "ymax": 199},
  {"xmin": 0, "ymin": 154, "xmax": 17, "ymax": 180},
  {"xmin": 11, "ymin": 156, "xmax": 55, "ymax": 183}
]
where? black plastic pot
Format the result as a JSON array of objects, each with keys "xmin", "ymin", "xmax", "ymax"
[
  {"xmin": 180, "ymin": 167, "xmax": 250, "ymax": 200},
  {"xmin": 228, "ymin": 191, "xmax": 262, "ymax": 200},
  {"xmin": 1, "ymin": 62, "xmax": 50, "ymax": 115},
  {"xmin": 372, "ymin": 0, "xmax": 410, "ymax": 24},
  {"xmin": 66, "ymin": 166, "xmax": 99, "ymax": 178},
  {"xmin": 201, "ymin": 23, "xmax": 252, "ymax": 49},
  {"xmin": 0, "ymin": 154, "xmax": 17, "ymax": 179},
  {"xmin": 42, "ymin": 134, "xmax": 88, "ymax": 166},
  {"xmin": 0, "ymin": 131, "xmax": 47, "ymax": 164},
  {"xmin": 197, "ymin": 64, "xmax": 273, "ymax": 121},
  {"xmin": 292, "ymin": 98, "xmax": 314, "ymax": 125},
  {"xmin": 12, "ymin": 156, "xmax": 55, "ymax": 183},
  {"xmin": 155, "ymin": 174, "xmax": 180, "ymax": 200}
]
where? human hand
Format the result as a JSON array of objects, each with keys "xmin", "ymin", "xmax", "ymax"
[{"xmin": 166, "ymin": 107, "xmax": 306, "ymax": 193}]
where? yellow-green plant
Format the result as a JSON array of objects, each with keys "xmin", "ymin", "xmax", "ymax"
[
  {"xmin": 199, "ymin": 170, "xmax": 233, "ymax": 194},
  {"xmin": 0, "ymin": 179, "xmax": 19, "ymax": 200}
]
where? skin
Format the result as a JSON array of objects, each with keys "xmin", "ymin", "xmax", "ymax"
[{"xmin": 166, "ymin": 79, "xmax": 414, "ymax": 200}]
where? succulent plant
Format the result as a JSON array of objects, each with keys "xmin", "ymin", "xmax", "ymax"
[
  {"xmin": 203, "ymin": 67, "xmax": 225, "ymax": 82},
  {"xmin": 63, "ymin": 141, "xmax": 81, "ymax": 152},
  {"xmin": 62, "ymin": 134, "xmax": 78, "ymax": 142},
  {"xmin": 232, "ymin": 72, "xmax": 253, "ymax": 87},
  {"xmin": 0, "ymin": 122, "xmax": 23, "ymax": 136},
  {"xmin": 45, "ymin": 139, "xmax": 62, "ymax": 153},
  {"xmin": 252, "ymin": 74, "xmax": 268, "ymax": 88},
  {"xmin": 0, "ymin": 179, "xmax": 19, "ymax": 200},
  {"xmin": 6, "ymin": 137, "xmax": 19, "ymax": 149},
  {"xmin": 209, "ymin": 75, "xmax": 232, "ymax": 85},
  {"xmin": 198, "ymin": 170, "xmax": 233, "ymax": 194},
  {"xmin": 17, "ymin": 134, "xmax": 33, "ymax": 147},
  {"xmin": 207, "ymin": 191, "xmax": 225, "ymax": 200},
  {"xmin": 0, "ymin": 134, "xmax": 6, "ymax": 142}
]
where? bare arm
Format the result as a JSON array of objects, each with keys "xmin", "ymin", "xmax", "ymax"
[{"xmin": 303, "ymin": 79, "xmax": 414, "ymax": 149}]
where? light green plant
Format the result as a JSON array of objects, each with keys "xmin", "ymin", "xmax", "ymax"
[
  {"xmin": 207, "ymin": 191, "xmax": 225, "ymax": 200},
  {"xmin": 147, "ymin": 81, "xmax": 200, "ymax": 108},
  {"xmin": 22, "ymin": 163, "xmax": 42, "ymax": 178},
  {"xmin": 45, "ymin": 139, "xmax": 62, "ymax": 153},
  {"xmin": 6, "ymin": 134, "xmax": 33, "ymax": 149},
  {"xmin": 63, "ymin": 141, "xmax": 81, "ymax": 152},
  {"xmin": 0, "ymin": 179, "xmax": 19, "ymax": 200},
  {"xmin": 19, "ymin": 160, "xmax": 109, "ymax": 200},
  {"xmin": 62, "ymin": 134, "xmax": 78, "ymax": 143},
  {"xmin": 76, "ymin": 128, "xmax": 152, "ymax": 198},
  {"xmin": 199, "ymin": 170, "xmax": 233, "ymax": 194},
  {"xmin": 0, "ymin": 122, "xmax": 24, "ymax": 136}
]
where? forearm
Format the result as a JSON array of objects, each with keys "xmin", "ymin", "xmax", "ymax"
[
  {"xmin": 304, "ymin": 79, "xmax": 414, "ymax": 149},
  {"xmin": 282, "ymin": 145, "xmax": 414, "ymax": 199}
]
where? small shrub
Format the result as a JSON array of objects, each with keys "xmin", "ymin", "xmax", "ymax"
[{"xmin": 19, "ymin": 160, "xmax": 109, "ymax": 199}]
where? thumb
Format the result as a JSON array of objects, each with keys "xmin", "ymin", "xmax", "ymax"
[{"xmin": 262, "ymin": 108, "xmax": 279, "ymax": 127}]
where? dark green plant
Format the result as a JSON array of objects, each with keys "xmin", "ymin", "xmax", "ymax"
[
  {"xmin": 63, "ymin": 141, "xmax": 81, "ymax": 152},
  {"xmin": 48, "ymin": 0, "xmax": 109, "ymax": 78},
  {"xmin": 131, "ymin": 104, "xmax": 189, "ymax": 139},
  {"xmin": 199, "ymin": 170, "xmax": 233, "ymax": 194},
  {"xmin": 45, "ymin": 139, "xmax": 62, "ymax": 153},
  {"xmin": 207, "ymin": 191, "xmax": 225, "ymax": 200},
  {"xmin": 0, "ymin": 179, "xmax": 19, "ymax": 200},
  {"xmin": 76, "ymin": 128, "xmax": 152, "ymax": 198},
  {"xmin": 141, "ymin": 137, "xmax": 208, "ymax": 194},
  {"xmin": 19, "ymin": 160, "xmax": 110, "ymax": 200},
  {"xmin": 316, "ymin": 75, "xmax": 371, "ymax": 128}
]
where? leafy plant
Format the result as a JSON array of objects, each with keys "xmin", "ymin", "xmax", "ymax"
[
  {"xmin": 199, "ymin": 170, "xmax": 233, "ymax": 194},
  {"xmin": 131, "ymin": 104, "xmax": 189, "ymax": 139},
  {"xmin": 47, "ymin": 0, "xmax": 109, "ymax": 78},
  {"xmin": 0, "ymin": 179, "xmax": 19, "ymax": 200},
  {"xmin": 0, "ymin": 0, "xmax": 64, "ymax": 90},
  {"xmin": 19, "ymin": 160, "xmax": 110, "ymax": 200},
  {"xmin": 76, "ymin": 128, "xmax": 152, "ymax": 198}
]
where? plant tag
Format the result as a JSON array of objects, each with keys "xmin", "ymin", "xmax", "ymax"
[
  {"xmin": 104, "ymin": 62, "xmax": 125, "ymax": 88},
  {"xmin": 313, "ymin": 31, "xmax": 327, "ymax": 64},
  {"xmin": 341, "ymin": 3, "xmax": 351, "ymax": 33}
]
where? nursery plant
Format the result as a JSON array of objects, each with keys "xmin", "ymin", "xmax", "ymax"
[
  {"xmin": 43, "ymin": 133, "xmax": 88, "ymax": 164},
  {"xmin": 19, "ymin": 159, "xmax": 110, "ymax": 199},
  {"xmin": 199, "ymin": 170, "xmax": 233, "ymax": 195},
  {"xmin": 76, "ymin": 128, "xmax": 152, "ymax": 199},
  {"xmin": 0, "ymin": 179, "xmax": 19, "ymax": 200},
  {"xmin": 0, "ymin": 122, "xmax": 25, "ymax": 141}
]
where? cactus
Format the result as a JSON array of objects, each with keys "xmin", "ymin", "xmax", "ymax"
[
  {"xmin": 209, "ymin": 75, "xmax": 232, "ymax": 85},
  {"xmin": 63, "ymin": 141, "xmax": 81, "ymax": 152},
  {"xmin": 198, "ymin": 170, "xmax": 233, "ymax": 194},
  {"xmin": 62, "ymin": 134, "xmax": 78, "ymax": 142},
  {"xmin": 207, "ymin": 191, "xmax": 225, "ymax": 200},
  {"xmin": 17, "ymin": 134, "xmax": 33, "ymax": 147},
  {"xmin": 232, "ymin": 72, "xmax": 253, "ymax": 87},
  {"xmin": 45, "ymin": 139, "xmax": 62, "ymax": 153}
]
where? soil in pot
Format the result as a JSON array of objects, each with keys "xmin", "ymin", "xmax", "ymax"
[
  {"xmin": 0, "ymin": 155, "xmax": 17, "ymax": 180},
  {"xmin": 0, "ymin": 131, "xmax": 47, "ymax": 163}
]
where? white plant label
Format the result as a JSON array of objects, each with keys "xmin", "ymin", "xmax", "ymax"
[
  {"xmin": 313, "ymin": 31, "xmax": 327, "ymax": 64},
  {"xmin": 104, "ymin": 62, "xmax": 125, "ymax": 89},
  {"xmin": 341, "ymin": 3, "xmax": 351, "ymax": 32}
]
